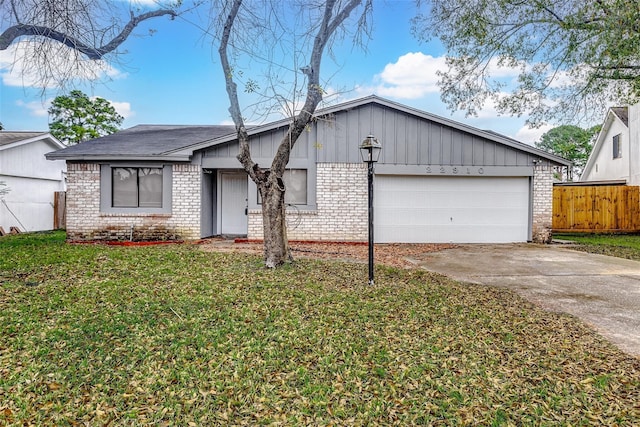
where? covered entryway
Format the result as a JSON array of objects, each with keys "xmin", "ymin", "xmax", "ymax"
[
  {"xmin": 375, "ymin": 175, "xmax": 530, "ymax": 243},
  {"xmin": 218, "ymin": 171, "xmax": 248, "ymax": 235}
]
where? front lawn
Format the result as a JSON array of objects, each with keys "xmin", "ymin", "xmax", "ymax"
[
  {"xmin": 1, "ymin": 231, "xmax": 638, "ymax": 425},
  {"xmin": 554, "ymin": 233, "xmax": 640, "ymax": 260}
]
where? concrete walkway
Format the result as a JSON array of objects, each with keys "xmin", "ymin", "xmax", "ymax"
[{"xmin": 411, "ymin": 244, "xmax": 640, "ymax": 357}]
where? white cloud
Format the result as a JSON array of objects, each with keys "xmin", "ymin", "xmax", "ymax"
[
  {"xmin": 107, "ymin": 100, "xmax": 134, "ymax": 120},
  {"xmin": 0, "ymin": 40, "xmax": 125, "ymax": 88},
  {"xmin": 16, "ymin": 99, "xmax": 52, "ymax": 118},
  {"xmin": 513, "ymin": 124, "xmax": 553, "ymax": 145},
  {"xmin": 357, "ymin": 52, "xmax": 446, "ymax": 99},
  {"xmin": 127, "ymin": 0, "xmax": 172, "ymax": 6},
  {"xmin": 485, "ymin": 56, "xmax": 525, "ymax": 79},
  {"xmin": 361, "ymin": 53, "xmax": 525, "ymax": 101}
]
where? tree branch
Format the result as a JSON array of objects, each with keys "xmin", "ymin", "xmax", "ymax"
[
  {"xmin": 272, "ymin": 0, "xmax": 363, "ymax": 174},
  {"xmin": 218, "ymin": 0, "xmax": 262, "ymax": 182},
  {"xmin": 0, "ymin": 9, "xmax": 177, "ymax": 59}
]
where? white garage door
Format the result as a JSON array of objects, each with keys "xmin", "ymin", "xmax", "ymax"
[{"xmin": 375, "ymin": 175, "xmax": 530, "ymax": 243}]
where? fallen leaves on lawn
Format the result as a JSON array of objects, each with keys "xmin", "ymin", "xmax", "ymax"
[
  {"xmin": 199, "ymin": 238, "xmax": 455, "ymax": 268},
  {"xmin": 1, "ymin": 232, "xmax": 639, "ymax": 425}
]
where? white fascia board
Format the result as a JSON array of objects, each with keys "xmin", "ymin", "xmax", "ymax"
[
  {"xmin": 0, "ymin": 133, "xmax": 65, "ymax": 151},
  {"xmin": 44, "ymin": 154, "xmax": 192, "ymax": 162}
]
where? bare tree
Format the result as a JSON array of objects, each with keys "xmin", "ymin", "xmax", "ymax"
[
  {"xmin": 0, "ymin": 0, "xmax": 180, "ymax": 88},
  {"xmin": 1, "ymin": 0, "xmax": 373, "ymax": 267},
  {"xmin": 216, "ymin": 0, "xmax": 371, "ymax": 267}
]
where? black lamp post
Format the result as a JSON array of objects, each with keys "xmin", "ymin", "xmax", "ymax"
[{"xmin": 359, "ymin": 134, "xmax": 382, "ymax": 285}]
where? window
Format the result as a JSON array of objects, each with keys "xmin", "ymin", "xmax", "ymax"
[
  {"xmin": 283, "ymin": 169, "xmax": 307, "ymax": 205},
  {"xmin": 613, "ymin": 134, "xmax": 622, "ymax": 159},
  {"xmin": 100, "ymin": 164, "xmax": 172, "ymax": 213},
  {"xmin": 258, "ymin": 169, "xmax": 307, "ymax": 205},
  {"xmin": 112, "ymin": 167, "xmax": 163, "ymax": 208}
]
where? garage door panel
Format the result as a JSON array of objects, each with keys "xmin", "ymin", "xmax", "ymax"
[{"xmin": 375, "ymin": 176, "xmax": 529, "ymax": 243}]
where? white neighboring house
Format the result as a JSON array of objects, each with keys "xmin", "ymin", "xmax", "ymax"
[
  {"xmin": 0, "ymin": 131, "xmax": 67, "ymax": 232},
  {"xmin": 581, "ymin": 105, "xmax": 640, "ymax": 184}
]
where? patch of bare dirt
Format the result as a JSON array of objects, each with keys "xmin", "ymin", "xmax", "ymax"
[{"xmin": 198, "ymin": 238, "xmax": 455, "ymax": 268}]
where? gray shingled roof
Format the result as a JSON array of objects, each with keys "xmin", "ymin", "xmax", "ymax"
[
  {"xmin": 45, "ymin": 96, "xmax": 571, "ymax": 166},
  {"xmin": 0, "ymin": 131, "xmax": 48, "ymax": 147},
  {"xmin": 45, "ymin": 125, "xmax": 236, "ymax": 161},
  {"xmin": 611, "ymin": 107, "xmax": 629, "ymax": 127}
]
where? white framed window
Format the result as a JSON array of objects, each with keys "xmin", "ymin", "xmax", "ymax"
[{"xmin": 613, "ymin": 134, "xmax": 622, "ymax": 159}]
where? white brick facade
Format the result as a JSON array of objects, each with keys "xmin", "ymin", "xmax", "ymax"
[
  {"xmin": 248, "ymin": 163, "xmax": 369, "ymax": 241},
  {"xmin": 532, "ymin": 164, "xmax": 554, "ymax": 243},
  {"xmin": 248, "ymin": 162, "xmax": 556, "ymax": 243},
  {"xmin": 66, "ymin": 163, "xmax": 201, "ymax": 241},
  {"xmin": 65, "ymin": 161, "xmax": 554, "ymax": 243}
]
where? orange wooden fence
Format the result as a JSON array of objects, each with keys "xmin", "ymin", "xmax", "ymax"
[{"xmin": 552, "ymin": 185, "xmax": 640, "ymax": 232}]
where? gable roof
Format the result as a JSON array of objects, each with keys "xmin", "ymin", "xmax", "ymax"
[
  {"xmin": 611, "ymin": 107, "xmax": 629, "ymax": 127},
  {"xmin": 46, "ymin": 96, "xmax": 571, "ymax": 166},
  {"xmin": 0, "ymin": 131, "xmax": 65, "ymax": 151},
  {"xmin": 580, "ymin": 106, "xmax": 629, "ymax": 181}
]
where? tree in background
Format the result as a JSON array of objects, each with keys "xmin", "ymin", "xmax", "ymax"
[
  {"xmin": 48, "ymin": 90, "xmax": 124, "ymax": 145},
  {"xmin": 413, "ymin": 1, "xmax": 640, "ymax": 126},
  {"xmin": 0, "ymin": 182, "xmax": 9, "ymax": 197},
  {"xmin": 535, "ymin": 125, "xmax": 600, "ymax": 181}
]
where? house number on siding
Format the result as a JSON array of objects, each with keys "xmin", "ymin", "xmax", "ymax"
[{"xmin": 425, "ymin": 166, "xmax": 484, "ymax": 175}]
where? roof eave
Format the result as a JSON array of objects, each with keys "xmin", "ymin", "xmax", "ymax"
[
  {"xmin": 1, "ymin": 133, "xmax": 66, "ymax": 151},
  {"xmin": 45, "ymin": 154, "xmax": 192, "ymax": 162}
]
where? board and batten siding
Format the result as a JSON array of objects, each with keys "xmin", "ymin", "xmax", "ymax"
[
  {"xmin": 202, "ymin": 127, "xmax": 309, "ymax": 162},
  {"xmin": 315, "ymin": 103, "xmax": 542, "ymax": 167},
  {"xmin": 200, "ymin": 103, "xmax": 544, "ymax": 169}
]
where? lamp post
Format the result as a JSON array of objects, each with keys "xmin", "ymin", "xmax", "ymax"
[{"xmin": 359, "ymin": 135, "xmax": 382, "ymax": 285}]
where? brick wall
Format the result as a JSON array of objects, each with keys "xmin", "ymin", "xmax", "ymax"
[
  {"xmin": 248, "ymin": 163, "xmax": 368, "ymax": 241},
  {"xmin": 248, "ymin": 162, "xmax": 556, "ymax": 244},
  {"xmin": 65, "ymin": 163, "xmax": 201, "ymax": 241},
  {"xmin": 532, "ymin": 164, "xmax": 554, "ymax": 243}
]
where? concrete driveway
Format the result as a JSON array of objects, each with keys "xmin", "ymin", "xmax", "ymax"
[{"xmin": 412, "ymin": 244, "xmax": 640, "ymax": 357}]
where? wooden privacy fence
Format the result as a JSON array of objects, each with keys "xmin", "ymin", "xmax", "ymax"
[
  {"xmin": 54, "ymin": 191, "xmax": 66, "ymax": 230},
  {"xmin": 553, "ymin": 185, "xmax": 640, "ymax": 232}
]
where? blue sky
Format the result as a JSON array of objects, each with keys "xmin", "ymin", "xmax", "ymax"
[{"xmin": 0, "ymin": 1, "xmax": 552, "ymax": 144}]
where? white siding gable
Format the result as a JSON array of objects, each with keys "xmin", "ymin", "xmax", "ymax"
[{"xmin": 581, "ymin": 111, "xmax": 629, "ymax": 182}]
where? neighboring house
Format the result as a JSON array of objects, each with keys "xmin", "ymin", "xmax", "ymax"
[
  {"xmin": 46, "ymin": 96, "xmax": 570, "ymax": 244},
  {"xmin": 581, "ymin": 105, "xmax": 640, "ymax": 184},
  {"xmin": 0, "ymin": 131, "xmax": 67, "ymax": 232}
]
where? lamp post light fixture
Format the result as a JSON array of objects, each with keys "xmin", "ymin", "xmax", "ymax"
[{"xmin": 359, "ymin": 134, "xmax": 382, "ymax": 285}]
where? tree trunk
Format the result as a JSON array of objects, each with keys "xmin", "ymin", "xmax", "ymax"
[
  {"xmin": 259, "ymin": 175, "xmax": 292, "ymax": 267},
  {"xmin": 217, "ymin": 0, "xmax": 368, "ymax": 268}
]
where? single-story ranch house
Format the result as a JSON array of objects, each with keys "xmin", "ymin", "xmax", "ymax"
[{"xmin": 46, "ymin": 96, "xmax": 571, "ymax": 244}]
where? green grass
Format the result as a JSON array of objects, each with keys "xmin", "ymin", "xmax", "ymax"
[
  {"xmin": 554, "ymin": 233, "xmax": 640, "ymax": 260},
  {"xmin": 1, "ymin": 231, "xmax": 639, "ymax": 425}
]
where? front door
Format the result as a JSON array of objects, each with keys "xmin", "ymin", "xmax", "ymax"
[{"xmin": 219, "ymin": 172, "xmax": 248, "ymax": 235}]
